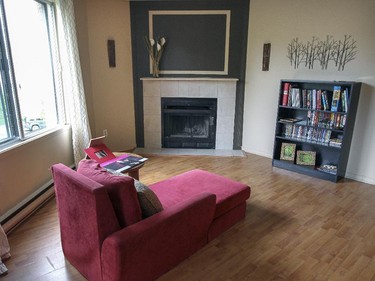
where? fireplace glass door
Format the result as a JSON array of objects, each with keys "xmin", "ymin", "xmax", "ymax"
[{"xmin": 162, "ymin": 98, "xmax": 217, "ymax": 148}]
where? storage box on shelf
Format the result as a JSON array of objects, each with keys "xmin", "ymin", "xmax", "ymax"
[{"xmin": 272, "ymin": 80, "xmax": 361, "ymax": 182}]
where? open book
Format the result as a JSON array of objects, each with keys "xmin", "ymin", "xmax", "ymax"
[{"xmin": 84, "ymin": 136, "xmax": 148, "ymax": 173}]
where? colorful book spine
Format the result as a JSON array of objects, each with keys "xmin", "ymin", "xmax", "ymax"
[
  {"xmin": 306, "ymin": 90, "xmax": 312, "ymax": 109},
  {"xmin": 302, "ymin": 89, "xmax": 307, "ymax": 108},
  {"xmin": 335, "ymin": 114, "xmax": 341, "ymax": 128},
  {"xmin": 316, "ymin": 90, "xmax": 322, "ymax": 110},
  {"xmin": 331, "ymin": 86, "xmax": 341, "ymax": 112},
  {"xmin": 340, "ymin": 114, "xmax": 347, "ymax": 128},
  {"xmin": 341, "ymin": 90, "xmax": 346, "ymax": 112},
  {"xmin": 282, "ymin": 83, "xmax": 290, "ymax": 106},
  {"xmin": 292, "ymin": 88, "xmax": 301, "ymax": 108},
  {"xmin": 321, "ymin": 91, "xmax": 329, "ymax": 111},
  {"xmin": 341, "ymin": 88, "xmax": 349, "ymax": 112},
  {"xmin": 345, "ymin": 89, "xmax": 349, "ymax": 112},
  {"xmin": 312, "ymin": 89, "xmax": 317, "ymax": 109}
]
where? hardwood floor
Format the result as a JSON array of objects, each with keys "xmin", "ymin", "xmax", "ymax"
[{"xmin": 2, "ymin": 153, "xmax": 375, "ymax": 280}]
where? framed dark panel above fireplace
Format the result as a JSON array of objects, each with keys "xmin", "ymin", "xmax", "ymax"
[{"xmin": 150, "ymin": 10, "xmax": 230, "ymax": 75}]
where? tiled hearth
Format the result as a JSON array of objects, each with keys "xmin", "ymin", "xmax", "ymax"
[
  {"xmin": 134, "ymin": 147, "xmax": 245, "ymax": 157},
  {"xmin": 140, "ymin": 77, "xmax": 242, "ymax": 156}
]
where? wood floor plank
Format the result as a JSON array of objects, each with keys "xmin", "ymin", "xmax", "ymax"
[{"xmin": 2, "ymin": 153, "xmax": 375, "ymax": 280}]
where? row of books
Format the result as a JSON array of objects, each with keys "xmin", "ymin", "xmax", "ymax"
[
  {"xmin": 307, "ymin": 111, "xmax": 346, "ymax": 129},
  {"xmin": 282, "ymin": 124, "xmax": 342, "ymax": 147},
  {"xmin": 281, "ymin": 83, "xmax": 349, "ymax": 112},
  {"xmin": 283, "ymin": 124, "xmax": 331, "ymax": 144},
  {"xmin": 279, "ymin": 111, "xmax": 346, "ymax": 130}
]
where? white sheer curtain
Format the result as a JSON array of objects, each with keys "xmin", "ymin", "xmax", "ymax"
[
  {"xmin": 0, "ymin": 224, "xmax": 10, "ymax": 275},
  {"xmin": 56, "ymin": 0, "xmax": 91, "ymax": 166}
]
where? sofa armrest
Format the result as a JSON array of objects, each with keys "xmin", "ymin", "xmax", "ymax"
[{"xmin": 101, "ymin": 192, "xmax": 216, "ymax": 281}]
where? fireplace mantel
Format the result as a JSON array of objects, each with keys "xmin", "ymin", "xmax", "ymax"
[{"xmin": 141, "ymin": 78, "xmax": 237, "ymax": 150}]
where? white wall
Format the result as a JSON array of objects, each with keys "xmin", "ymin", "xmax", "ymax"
[{"xmin": 243, "ymin": 0, "xmax": 375, "ymax": 184}]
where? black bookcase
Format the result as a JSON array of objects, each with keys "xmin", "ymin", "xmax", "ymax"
[{"xmin": 272, "ymin": 80, "xmax": 361, "ymax": 182}]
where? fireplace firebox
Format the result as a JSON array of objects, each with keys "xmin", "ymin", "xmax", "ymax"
[{"xmin": 161, "ymin": 98, "xmax": 217, "ymax": 148}]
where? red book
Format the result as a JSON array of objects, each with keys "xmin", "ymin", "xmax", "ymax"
[
  {"xmin": 84, "ymin": 143, "xmax": 116, "ymax": 164},
  {"xmin": 282, "ymin": 83, "xmax": 290, "ymax": 106}
]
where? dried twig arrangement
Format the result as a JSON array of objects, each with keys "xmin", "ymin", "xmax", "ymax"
[{"xmin": 144, "ymin": 36, "xmax": 166, "ymax": 77}]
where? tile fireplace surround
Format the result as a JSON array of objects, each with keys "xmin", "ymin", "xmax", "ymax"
[{"xmin": 141, "ymin": 77, "xmax": 239, "ymax": 153}]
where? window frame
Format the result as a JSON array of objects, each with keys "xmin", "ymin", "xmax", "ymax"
[
  {"xmin": 0, "ymin": 1, "xmax": 18, "ymax": 145},
  {"xmin": 0, "ymin": 0, "xmax": 64, "ymax": 150}
]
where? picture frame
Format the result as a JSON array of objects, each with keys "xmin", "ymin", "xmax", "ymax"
[
  {"xmin": 149, "ymin": 10, "xmax": 230, "ymax": 75},
  {"xmin": 280, "ymin": 143, "xmax": 296, "ymax": 161},
  {"xmin": 296, "ymin": 150, "xmax": 316, "ymax": 166}
]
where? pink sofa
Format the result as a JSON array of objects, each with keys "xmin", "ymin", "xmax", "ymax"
[{"xmin": 51, "ymin": 161, "xmax": 250, "ymax": 281}]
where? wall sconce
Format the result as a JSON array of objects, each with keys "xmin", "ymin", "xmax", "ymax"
[
  {"xmin": 262, "ymin": 43, "xmax": 271, "ymax": 71},
  {"xmin": 107, "ymin": 39, "xmax": 116, "ymax": 68}
]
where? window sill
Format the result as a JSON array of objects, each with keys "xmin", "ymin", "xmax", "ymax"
[{"xmin": 0, "ymin": 124, "xmax": 71, "ymax": 155}]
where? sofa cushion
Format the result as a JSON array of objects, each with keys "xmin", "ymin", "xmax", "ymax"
[
  {"xmin": 149, "ymin": 169, "xmax": 251, "ymax": 218},
  {"xmin": 77, "ymin": 159, "xmax": 142, "ymax": 227},
  {"xmin": 133, "ymin": 179, "xmax": 164, "ymax": 218},
  {"xmin": 104, "ymin": 170, "xmax": 163, "ymax": 218}
]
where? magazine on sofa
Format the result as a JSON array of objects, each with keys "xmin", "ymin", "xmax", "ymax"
[
  {"xmin": 84, "ymin": 136, "xmax": 148, "ymax": 173},
  {"xmin": 99, "ymin": 154, "xmax": 148, "ymax": 173}
]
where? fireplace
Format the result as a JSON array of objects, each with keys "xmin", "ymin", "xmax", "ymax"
[
  {"xmin": 161, "ymin": 97, "xmax": 217, "ymax": 148},
  {"xmin": 141, "ymin": 78, "xmax": 237, "ymax": 150}
]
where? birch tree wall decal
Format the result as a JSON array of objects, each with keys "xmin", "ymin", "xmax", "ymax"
[
  {"xmin": 287, "ymin": 38, "xmax": 305, "ymax": 69},
  {"xmin": 286, "ymin": 35, "xmax": 357, "ymax": 71},
  {"xmin": 336, "ymin": 35, "xmax": 357, "ymax": 71},
  {"xmin": 319, "ymin": 35, "xmax": 337, "ymax": 70}
]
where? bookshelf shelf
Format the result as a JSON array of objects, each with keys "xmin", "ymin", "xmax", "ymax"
[
  {"xmin": 279, "ymin": 105, "xmax": 349, "ymax": 116},
  {"xmin": 273, "ymin": 160, "xmax": 338, "ymax": 181},
  {"xmin": 272, "ymin": 80, "xmax": 362, "ymax": 182},
  {"xmin": 275, "ymin": 136, "xmax": 341, "ymax": 149},
  {"xmin": 276, "ymin": 122, "xmax": 344, "ymax": 133}
]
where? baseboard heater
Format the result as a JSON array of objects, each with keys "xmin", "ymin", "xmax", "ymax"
[{"xmin": 0, "ymin": 164, "xmax": 75, "ymax": 234}]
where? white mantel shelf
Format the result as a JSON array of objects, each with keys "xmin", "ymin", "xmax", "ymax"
[{"xmin": 140, "ymin": 77, "xmax": 239, "ymax": 82}]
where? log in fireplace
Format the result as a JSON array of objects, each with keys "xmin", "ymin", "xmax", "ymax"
[{"xmin": 161, "ymin": 97, "xmax": 217, "ymax": 148}]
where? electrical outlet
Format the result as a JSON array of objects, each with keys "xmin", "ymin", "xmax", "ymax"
[{"xmin": 103, "ymin": 129, "xmax": 108, "ymax": 137}]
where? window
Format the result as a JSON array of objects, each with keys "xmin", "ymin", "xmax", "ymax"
[{"xmin": 0, "ymin": 0, "xmax": 62, "ymax": 147}]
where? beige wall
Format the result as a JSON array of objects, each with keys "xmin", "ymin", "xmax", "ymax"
[
  {"xmin": 243, "ymin": 0, "xmax": 375, "ymax": 184},
  {"xmin": 74, "ymin": 0, "xmax": 96, "ymax": 136},
  {"xmin": 0, "ymin": 0, "xmax": 136, "ymax": 221},
  {"xmin": 0, "ymin": 128, "xmax": 74, "ymax": 218},
  {"xmin": 75, "ymin": 0, "xmax": 136, "ymax": 152}
]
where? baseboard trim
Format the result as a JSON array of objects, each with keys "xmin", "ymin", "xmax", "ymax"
[
  {"xmin": 0, "ymin": 164, "xmax": 75, "ymax": 234},
  {"xmin": 0, "ymin": 183, "xmax": 55, "ymax": 234},
  {"xmin": 345, "ymin": 172, "xmax": 375, "ymax": 186}
]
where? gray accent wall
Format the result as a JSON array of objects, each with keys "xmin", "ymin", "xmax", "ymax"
[{"xmin": 130, "ymin": 0, "xmax": 250, "ymax": 149}]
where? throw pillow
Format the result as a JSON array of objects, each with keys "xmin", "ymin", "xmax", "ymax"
[
  {"xmin": 134, "ymin": 179, "xmax": 164, "ymax": 218},
  {"xmin": 77, "ymin": 159, "xmax": 142, "ymax": 227},
  {"xmin": 106, "ymin": 169, "xmax": 163, "ymax": 218}
]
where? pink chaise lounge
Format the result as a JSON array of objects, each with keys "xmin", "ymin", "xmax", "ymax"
[{"xmin": 51, "ymin": 161, "xmax": 250, "ymax": 281}]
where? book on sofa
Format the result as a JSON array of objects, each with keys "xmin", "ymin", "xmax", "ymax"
[
  {"xmin": 99, "ymin": 154, "xmax": 147, "ymax": 173},
  {"xmin": 84, "ymin": 136, "xmax": 148, "ymax": 173}
]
